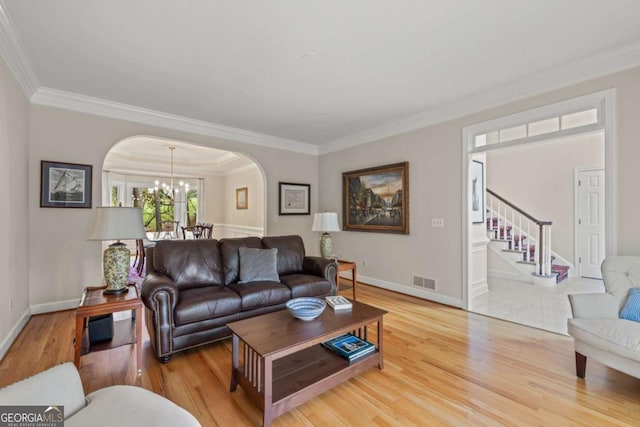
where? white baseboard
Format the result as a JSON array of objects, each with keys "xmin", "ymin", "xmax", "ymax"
[
  {"xmin": 470, "ymin": 279, "xmax": 489, "ymax": 298},
  {"xmin": 357, "ymin": 274, "xmax": 463, "ymax": 308},
  {"xmin": 30, "ymin": 299, "xmax": 79, "ymax": 315},
  {"xmin": 488, "ymin": 269, "xmax": 533, "ymax": 283},
  {"xmin": 0, "ymin": 308, "xmax": 31, "ymax": 361}
]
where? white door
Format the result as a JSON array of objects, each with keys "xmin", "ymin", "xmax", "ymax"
[{"xmin": 577, "ymin": 169, "xmax": 605, "ymax": 279}]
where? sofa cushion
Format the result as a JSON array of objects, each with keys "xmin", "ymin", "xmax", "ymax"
[
  {"xmin": 620, "ymin": 288, "xmax": 640, "ymax": 322},
  {"xmin": 220, "ymin": 237, "xmax": 263, "ymax": 285},
  {"xmin": 238, "ymin": 247, "xmax": 279, "ymax": 283},
  {"xmin": 567, "ymin": 318, "xmax": 640, "ymax": 361},
  {"xmin": 174, "ymin": 286, "xmax": 242, "ymax": 326},
  {"xmin": 153, "ymin": 240, "xmax": 224, "ymax": 290},
  {"xmin": 228, "ymin": 281, "xmax": 291, "ymax": 311},
  {"xmin": 279, "ymin": 274, "xmax": 332, "ymax": 298},
  {"xmin": 262, "ymin": 235, "xmax": 305, "ymax": 275}
]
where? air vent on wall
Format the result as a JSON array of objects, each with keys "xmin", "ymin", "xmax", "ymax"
[{"xmin": 412, "ymin": 275, "xmax": 436, "ymax": 290}]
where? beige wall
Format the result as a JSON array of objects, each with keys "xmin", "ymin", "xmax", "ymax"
[
  {"xmin": 0, "ymin": 57, "xmax": 30, "ymax": 355},
  {"xmin": 486, "ymin": 132, "xmax": 604, "ymax": 266},
  {"xmin": 202, "ymin": 174, "xmax": 225, "ymax": 224},
  {"xmin": 319, "ymin": 66, "xmax": 640, "ymax": 306},
  {"xmin": 28, "ymin": 105, "xmax": 319, "ymax": 307},
  {"xmin": 222, "ymin": 165, "xmax": 264, "ymax": 228}
]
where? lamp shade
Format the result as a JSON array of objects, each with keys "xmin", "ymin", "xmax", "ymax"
[
  {"xmin": 89, "ymin": 207, "xmax": 146, "ymax": 295},
  {"xmin": 312, "ymin": 212, "xmax": 340, "ymax": 233},
  {"xmin": 88, "ymin": 207, "xmax": 146, "ymax": 241}
]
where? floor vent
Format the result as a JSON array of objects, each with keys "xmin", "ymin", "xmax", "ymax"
[{"xmin": 412, "ymin": 275, "xmax": 436, "ymax": 290}]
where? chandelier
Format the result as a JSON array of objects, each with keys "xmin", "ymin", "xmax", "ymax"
[{"xmin": 154, "ymin": 146, "xmax": 189, "ymax": 203}]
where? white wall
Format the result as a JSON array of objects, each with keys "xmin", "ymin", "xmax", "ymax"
[
  {"xmin": 486, "ymin": 132, "xmax": 604, "ymax": 266},
  {"xmin": 28, "ymin": 105, "xmax": 319, "ymax": 308},
  {"xmin": 319, "ymin": 65, "xmax": 640, "ymax": 307},
  {"xmin": 0, "ymin": 57, "xmax": 30, "ymax": 357}
]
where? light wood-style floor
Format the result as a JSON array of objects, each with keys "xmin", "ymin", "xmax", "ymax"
[{"xmin": 1, "ymin": 283, "xmax": 639, "ymax": 426}]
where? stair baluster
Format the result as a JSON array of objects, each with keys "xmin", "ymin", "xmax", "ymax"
[{"xmin": 486, "ymin": 189, "xmax": 554, "ymax": 279}]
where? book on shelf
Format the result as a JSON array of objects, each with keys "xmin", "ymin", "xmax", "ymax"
[
  {"xmin": 322, "ymin": 333, "xmax": 375, "ymax": 361},
  {"xmin": 325, "ymin": 295, "xmax": 352, "ymax": 310}
]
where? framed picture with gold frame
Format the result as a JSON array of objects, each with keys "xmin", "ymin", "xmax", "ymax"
[
  {"xmin": 342, "ymin": 162, "xmax": 409, "ymax": 234},
  {"xmin": 236, "ymin": 187, "xmax": 248, "ymax": 209}
]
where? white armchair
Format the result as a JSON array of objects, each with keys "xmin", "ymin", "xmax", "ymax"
[
  {"xmin": 0, "ymin": 363, "xmax": 200, "ymax": 426},
  {"xmin": 567, "ymin": 256, "xmax": 640, "ymax": 379}
]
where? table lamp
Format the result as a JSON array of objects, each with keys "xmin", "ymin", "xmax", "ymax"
[
  {"xmin": 88, "ymin": 207, "xmax": 146, "ymax": 295},
  {"xmin": 312, "ymin": 212, "xmax": 340, "ymax": 258}
]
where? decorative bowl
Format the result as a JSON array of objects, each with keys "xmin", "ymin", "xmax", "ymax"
[{"xmin": 286, "ymin": 297, "xmax": 326, "ymax": 321}]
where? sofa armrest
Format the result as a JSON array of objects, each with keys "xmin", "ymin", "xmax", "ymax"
[
  {"xmin": 568, "ymin": 293, "xmax": 620, "ymax": 319},
  {"xmin": 303, "ymin": 256, "xmax": 338, "ymax": 295},
  {"xmin": 141, "ymin": 273, "xmax": 179, "ymax": 314},
  {"xmin": 0, "ymin": 363, "xmax": 86, "ymax": 419}
]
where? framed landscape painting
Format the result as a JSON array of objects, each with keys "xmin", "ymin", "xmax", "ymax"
[
  {"xmin": 279, "ymin": 182, "xmax": 310, "ymax": 215},
  {"xmin": 40, "ymin": 160, "xmax": 92, "ymax": 208},
  {"xmin": 342, "ymin": 162, "xmax": 409, "ymax": 234}
]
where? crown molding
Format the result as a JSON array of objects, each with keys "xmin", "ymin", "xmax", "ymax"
[
  {"xmin": 0, "ymin": 0, "xmax": 38, "ymax": 97},
  {"xmin": 318, "ymin": 39, "xmax": 640, "ymax": 155},
  {"xmin": 31, "ymin": 87, "xmax": 319, "ymax": 156}
]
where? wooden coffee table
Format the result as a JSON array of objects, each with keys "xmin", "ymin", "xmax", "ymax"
[{"xmin": 228, "ymin": 300, "xmax": 386, "ymax": 427}]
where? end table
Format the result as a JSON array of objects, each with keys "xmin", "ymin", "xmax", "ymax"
[
  {"xmin": 336, "ymin": 260, "xmax": 357, "ymax": 300},
  {"xmin": 74, "ymin": 284, "xmax": 143, "ymax": 373}
]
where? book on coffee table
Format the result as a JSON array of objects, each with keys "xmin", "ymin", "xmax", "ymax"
[
  {"xmin": 322, "ymin": 333, "xmax": 375, "ymax": 361},
  {"xmin": 325, "ymin": 296, "xmax": 352, "ymax": 310}
]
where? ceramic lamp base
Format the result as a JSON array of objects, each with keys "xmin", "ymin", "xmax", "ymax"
[
  {"xmin": 319, "ymin": 233, "xmax": 332, "ymax": 258},
  {"xmin": 103, "ymin": 242, "xmax": 130, "ymax": 295}
]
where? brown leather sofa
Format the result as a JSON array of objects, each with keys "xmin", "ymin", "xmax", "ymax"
[{"xmin": 141, "ymin": 235, "xmax": 337, "ymax": 362}]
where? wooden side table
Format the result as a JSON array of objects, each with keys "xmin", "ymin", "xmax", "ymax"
[
  {"xmin": 336, "ymin": 260, "xmax": 357, "ymax": 300},
  {"xmin": 74, "ymin": 284, "xmax": 143, "ymax": 373}
]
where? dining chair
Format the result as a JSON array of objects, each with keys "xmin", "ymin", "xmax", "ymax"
[
  {"xmin": 156, "ymin": 220, "xmax": 179, "ymax": 239},
  {"xmin": 181, "ymin": 224, "xmax": 213, "ymax": 239}
]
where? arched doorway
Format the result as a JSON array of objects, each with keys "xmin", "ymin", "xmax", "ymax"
[{"xmin": 102, "ymin": 136, "xmax": 267, "ymax": 240}]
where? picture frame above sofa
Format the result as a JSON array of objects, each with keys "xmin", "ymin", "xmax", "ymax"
[{"xmin": 279, "ymin": 182, "xmax": 310, "ymax": 215}]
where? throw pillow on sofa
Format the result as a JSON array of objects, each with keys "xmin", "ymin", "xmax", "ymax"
[
  {"xmin": 620, "ymin": 288, "xmax": 640, "ymax": 322},
  {"xmin": 238, "ymin": 247, "xmax": 280, "ymax": 283}
]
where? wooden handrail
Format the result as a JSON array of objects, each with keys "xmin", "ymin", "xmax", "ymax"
[{"xmin": 486, "ymin": 188, "xmax": 552, "ymax": 226}]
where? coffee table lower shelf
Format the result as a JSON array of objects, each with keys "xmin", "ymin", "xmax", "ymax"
[{"xmin": 232, "ymin": 344, "xmax": 382, "ymax": 425}]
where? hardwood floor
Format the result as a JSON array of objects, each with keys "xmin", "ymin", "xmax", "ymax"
[{"xmin": 1, "ymin": 283, "xmax": 639, "ymax": 426}]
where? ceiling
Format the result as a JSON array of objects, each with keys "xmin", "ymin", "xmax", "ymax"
[{"xmin": 3, "ymin": 0, "xmax": 640, "ymax": 149}]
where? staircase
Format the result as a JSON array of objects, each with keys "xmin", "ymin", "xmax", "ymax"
[{"xmin": 486, "ymin": 189, "xmax": 570, "ymax": 286}]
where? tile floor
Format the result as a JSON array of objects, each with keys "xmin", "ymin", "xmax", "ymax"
[{"xmin": 471, "ymin": 275, "xmax": 605, "ymax": 335}]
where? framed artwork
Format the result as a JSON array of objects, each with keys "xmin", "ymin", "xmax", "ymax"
[
  {"xmin": 342, "ymin": 162, "xmax": 409, "ymax": 234},
  {"xmin": 236, "ymin": 187, "xmax": 248, "ymax": 209},
  {"xmin": 279, "ymin": 182, "xmax": 310, "ymax": 215},
  {"xmin": 471, "ymin": 160, "xmax": 485, "ymax": 224},
  {"xmin": 40, "ymin": 160, "xmax": 92, "ymax": 208}
]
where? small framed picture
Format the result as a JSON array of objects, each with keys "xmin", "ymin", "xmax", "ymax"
[
  {"xmin": 40, "ymin": 160, "xmax": 92, "ymax": 208},
  {"xmin": 471, "ymin": 160, "xmax": 484, "ymax": 224},
  {"xmin": 279, "ymin": 182, "xmax": 310, "ymax": 215},
  {"xmin": 236, "ymin": 187, "xmax": 248, "ymax": 209}
]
